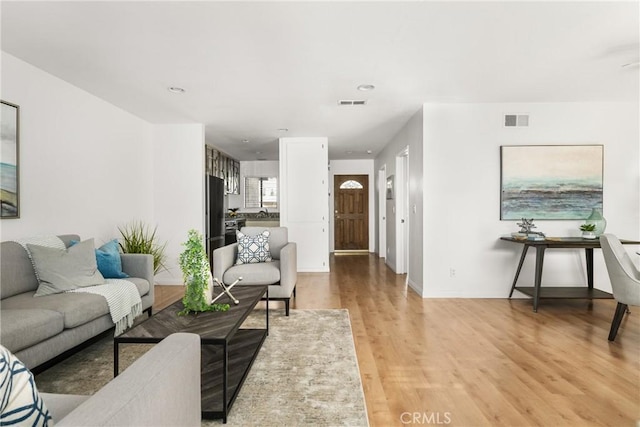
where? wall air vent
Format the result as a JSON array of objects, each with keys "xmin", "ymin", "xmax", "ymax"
[
  {"xmin": 338, "ymin": 100, "xmax": 367, "ymax": 106},
  {"xmin": 504, "ymin": 114, "xmax": 529, "ymax": 127}
]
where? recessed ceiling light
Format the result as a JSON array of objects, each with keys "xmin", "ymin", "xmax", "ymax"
[
  {"xmin": 242, "ymin": 139, "xmax": 250, "ymax": 143},
  {"xmin": 168, "ymin": 87, "xmax": 186, "ymax": 93},
  {"xmin": 367, "ymin": 150, "xmax": 372, "ymax": 154},
  {"xmin": 357, "ymin": 84, "xmax": 375, "ymax": 91},
  {"xmin": 278, "ymin": 128, "xmax": 289, "ymax": 132}
]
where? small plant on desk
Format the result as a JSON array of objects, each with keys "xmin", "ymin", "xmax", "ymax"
[{"xmin": 580, "ymin": 223, "xmax": 597, "ymax": 239}]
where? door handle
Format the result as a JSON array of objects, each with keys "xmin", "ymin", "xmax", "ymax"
[{"xmin": 401, "ymin": 219, "xmax": 405, "ymax": 223}]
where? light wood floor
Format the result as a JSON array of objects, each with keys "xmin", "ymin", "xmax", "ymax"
[{"xmin": 156, "ymin": 254, "xmax": 640, "ymax": 427}]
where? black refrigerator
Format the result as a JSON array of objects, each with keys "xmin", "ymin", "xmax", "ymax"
[{"xmin": 206, "ymin": 176, "xmax": 225, "ymax": 269}]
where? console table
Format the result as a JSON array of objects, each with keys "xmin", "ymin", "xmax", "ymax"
[{"xmin": 501, "ymin": 236, "xmax": 640, "ymax": 312}]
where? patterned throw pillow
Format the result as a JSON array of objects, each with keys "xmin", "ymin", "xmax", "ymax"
[
  {"xmin": 0, "ymin": 345, "xmax": 51, "ymax": 426},
  {"xmin": 236, "ymin": 230, "xmax": 272, "ymax": 264}
]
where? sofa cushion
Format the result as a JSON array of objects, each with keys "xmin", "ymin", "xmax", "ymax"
[
  {"xmin": 125, "ymin": 277, "xmax": 151, "ymax": 298},
  {"xmin": 223, "ymin": 260, "xmax": 281, "ymax": 286},
  {"xmin": 0, "ymin": 309, "xmax": 64, "ymax": 353},
  {"xmin": 0, "ymin": 241, "xmax": 40, "ymax": 299},
  {"xmin": 0, "ymin": 344, "xmax": 51, "ymax": 426},
  {"xmin": 1, "ymin": 292, "xmax": 110, "ymax": 329},
  {"xmin": 28, "ymin": 239, "xmax": 105, "ymax": 296}
]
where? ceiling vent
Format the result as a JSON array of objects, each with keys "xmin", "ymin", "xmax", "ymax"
[
  {"xmin": 504, "ymin": 114, "xmax": 529, "ymax": 127},
  {"xmin": 338, "ymin": 100, "xmax": 367, "ymax": 106}
]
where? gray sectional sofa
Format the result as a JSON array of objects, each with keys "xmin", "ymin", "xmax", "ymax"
[
  {"xmin": 42, "ymin": 333, "xmax": 201, "ymax": 426},
  {"xmin": 0, "ymin": 234, "xmax": 154, "ymax": 370}
]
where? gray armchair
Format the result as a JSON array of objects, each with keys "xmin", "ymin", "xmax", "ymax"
[
  {"xmin": 600, "ymin": 234, "xmax": 640, "ymax": 341},
  {"xmin": 212, "ymin": 227, "xmax": 297, "ymax": 315}
]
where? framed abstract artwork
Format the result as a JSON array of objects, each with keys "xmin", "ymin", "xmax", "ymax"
[
  {"xmin": 500, "ymin": 145, "xmax": 603, "ymax": 220},
  {"xmin": 1, "ymin": 100, "xmax": 19, "ymax": 219}
]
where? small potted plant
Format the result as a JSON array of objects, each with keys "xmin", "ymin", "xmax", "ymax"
[
  {"xmin": 178, "ymin": 229, "xmax": 229, "ymax": 315},
  {"xmin": 579, "ymin": 223, "xmax": 597, "ymax": 239}
]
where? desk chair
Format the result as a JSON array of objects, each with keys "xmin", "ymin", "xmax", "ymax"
[{"xmin": 599, "ymin": 234, "xmax": 640, "ymax": 341}]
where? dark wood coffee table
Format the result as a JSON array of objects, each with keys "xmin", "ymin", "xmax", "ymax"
[{"xmin": 114, "ymin": 285, "xmax": 268, "ymax": 423}]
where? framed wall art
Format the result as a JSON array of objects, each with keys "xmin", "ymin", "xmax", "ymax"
[
  {"xmin": 1, "ymin": 100, "xmax": 19, "ymax": 219},
  {"xmin": 500, "ymin": 145, "xmax": 603, "ymax": 220},
  {"xmin": 386, "ymin": 175, "xmax": 394, "ymax": 200}
]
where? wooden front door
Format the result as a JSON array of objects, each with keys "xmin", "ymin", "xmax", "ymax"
[{"xmin": 334, "ymin": 175, "xmax": 368, "ymax": 251}]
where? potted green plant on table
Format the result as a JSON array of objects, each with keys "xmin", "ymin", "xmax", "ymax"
[
  {"xmin": 118, "ymin": 221, "xmax": 168, "ymax": 274},
  {"xmin": 580, "ymin": 223, "xmax": 597, "ymax": 239},
  {"xmin": 178, "ymin": 229, "xmax": 229, "ymax": 315}
]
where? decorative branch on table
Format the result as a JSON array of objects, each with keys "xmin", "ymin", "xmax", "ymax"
[
  {"xmin": 178, "ymin": 229, "xmax": 229, "ymax": 315},
  {"xmin": 118, "ymin": 221, "xmax": 168, "ymax": 274}
]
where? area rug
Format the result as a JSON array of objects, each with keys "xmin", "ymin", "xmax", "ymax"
[{"xmin": 35, "ymin": 309, "xmax": 369, "ymax": 426}]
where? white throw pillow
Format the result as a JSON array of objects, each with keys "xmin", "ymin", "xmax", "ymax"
[
  {"xmin": 0, "ymin": 345, "xmax": 51, "ymax": 426},
  {"xmin": 236, "ymin": 230, "xmax": 272, "ymax": 264},
  {"xmin": 28, "ymin": 238, "xmax": 105, "ymax": 296}
]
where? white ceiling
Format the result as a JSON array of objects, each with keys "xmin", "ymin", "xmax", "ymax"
[{"xmin": 2, "ymin": 1, "xmax": 638, "ymax": 161}]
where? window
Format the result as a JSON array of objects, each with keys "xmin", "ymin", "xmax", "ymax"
[
  {"xmin": 339, "ymin": 180, "xmax": 363, "ymax": 189},
  {"xmin": 245, "ymin": 177, "xmax": 278, "ymax": 208}
]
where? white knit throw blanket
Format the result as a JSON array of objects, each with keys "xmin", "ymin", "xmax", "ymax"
[{"xmin": 68, "ymin": 279, "xmax": 142, "ymax": 336}]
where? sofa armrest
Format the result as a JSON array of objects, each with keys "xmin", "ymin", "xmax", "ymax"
[
  {"xmin": 213, "ymin": 243, "xmax": 238, "ymax": 282},
  {"xmin": 279, "ymin": 242, "xmax": 297, "ymax": 294},
  {"xmin": 121, "ymin": 253, "xmax": 154, "ymax": 305},
  {"xmin": 54, "ymin": 333, "xmax": 201, "ymax": 426}
]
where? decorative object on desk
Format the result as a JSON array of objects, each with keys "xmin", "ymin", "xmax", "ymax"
[
  {"xmin": 228, "ymin": 207, "xmax": 239, "ymax": 217},
  {"xmin": 1, "ymin": 101, "xmax": 20, "ymax": 219},
  {"xmin": 585, "ymin": 208, "xmax": 607, "ymax": 236},
  {"xmin": 516, "ymin": 218, "xmax": 546, "ymax": 240},
  {"xmin": 118, "ymin": 221, "xmax": 167, "ymax": 274},
  {"xmin": 500, "ymin": 145, "xmax": 603, "ymax": 220},
  {"xmin": 516, "ymin": 218, "xmax": 537, "ymax": 234},
  {"xmin": 178, "ymin": 229, "xmax": 229, "ymax": 315},
  {"xmin": 580, "ymin": 223, "xmax": 597, "ymax": 239}
]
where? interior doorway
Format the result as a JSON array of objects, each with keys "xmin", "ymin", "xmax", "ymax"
[
  {"xmin": 395, "ymin": 147, "xmax": 409, "ymax": 275},
  {"xmin": 378, "ymin": 166, "xmax": 386, "ymax": 258},
  {"xmin": 334, "ymin": 174, "xmax": 369, "ymax": 252}
]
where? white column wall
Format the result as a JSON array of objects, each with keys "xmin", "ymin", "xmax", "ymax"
[
  {"xmin": 279, "ymin": 137, "xmax": 329, "ymax": 272},
  {"xmin": 152, "ymin": 124, "xmax": 206, "ymax": 285}
]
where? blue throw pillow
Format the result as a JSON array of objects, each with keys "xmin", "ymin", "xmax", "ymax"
[
  {"xmin": 95, "ymin": 239, "xmax": 129, "ymax": 279},
  {"xmin": 70, "ymin": 239, "xmax": 129, "ymax": 279}
]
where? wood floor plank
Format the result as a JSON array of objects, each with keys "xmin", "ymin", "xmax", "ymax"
[{"xmin": 155, "ymin": 253, "xmax": 640, "ymax": 427}]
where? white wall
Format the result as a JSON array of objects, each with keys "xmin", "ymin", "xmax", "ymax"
[
  {"xmin": 374, "ymin": 108, "xmax": 424, "ymax": 295},
  {"xmin": 152, "ymin": 124, "xmax": 205, "ymax": 285},
  {"xmin": 329, "ymin": 159, "xmax": 375, "ymax": 252},
  {"xmin": 0, "ymin": 52, "xmax": 153, "ymax": 242},
  {"xmin": 422, "ymin": 102, "xmax": 640, "ymax": 298},
  {"xmin": 280, "ymin": 137, "xmax": 329, "ymax": 272},
  {"xmin": 227, "ymin": 160, "xmax": 279, "ymax": 213}
]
